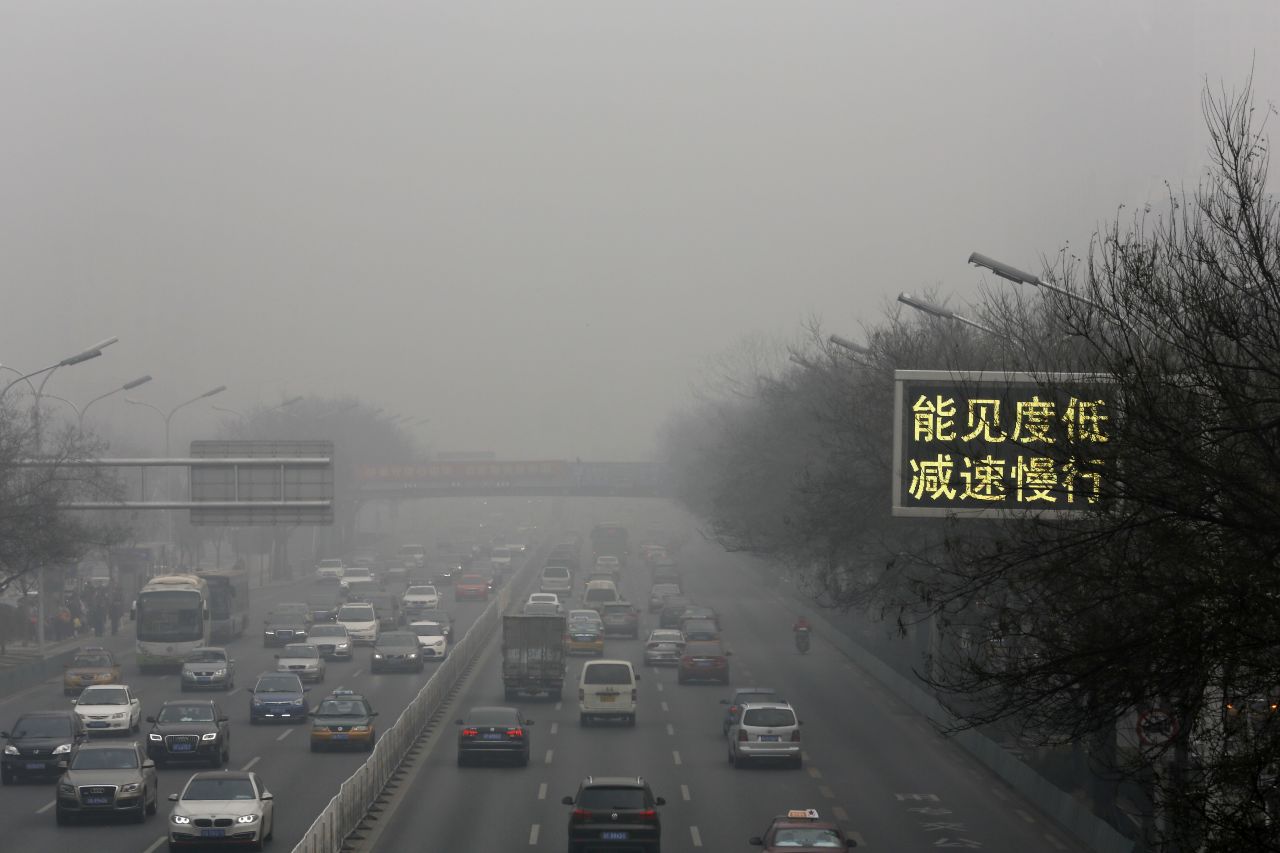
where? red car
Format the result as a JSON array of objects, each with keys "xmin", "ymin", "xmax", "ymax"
[
  {"xmin": 677, "ymin": 640, "xmax": 731, "ymax": 684},
  {"xmin": 454, "ymin": 574, "xmax": 490, "ymax": 601},
  {"xmin": 749, "ymin": 809, "xmax": 857, "ymax": 850}
]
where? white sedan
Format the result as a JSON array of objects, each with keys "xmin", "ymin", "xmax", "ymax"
[
  {"xmin": 74, "ymin": 684, "xmax": 142, "ymax": 734},
  {"xmin": 168, "ymin": 770, "xmax": 274, "ymax": 849},
  {"xmin": 401, "ymin": 585, "xmax": 440, "ymax": 612},
  {"xmin": 407, "ymin": 620, "xmax": 449, "ymax": 660},
  {"xmin": 275, "ymin": 643, "xmax": 326, "ymax": 683},
  {"xmin": 526, "ymin": 592, "xmax": 563, "ymax": 613}
]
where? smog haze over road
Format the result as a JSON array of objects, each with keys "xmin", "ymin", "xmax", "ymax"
[{"xmin": 2, "ymin": 1, "xmax": 1276, "ymax": 458}]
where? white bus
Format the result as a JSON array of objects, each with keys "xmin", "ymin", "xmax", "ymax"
[{"xmin": 133, "ymin": 575, "xmax": 210, "ymax": 672}]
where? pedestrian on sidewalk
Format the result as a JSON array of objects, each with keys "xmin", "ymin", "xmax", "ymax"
[
  {"xmin": 57, "ymin": 606, "xmax": 72, "ymax": 640},
  {"xmin": 108, "ymin": 597, "xmax": 122, "ymax": 636},
  {"xmin": 90, "ymin": 604, "xmax": 106, "ymax": 638}
]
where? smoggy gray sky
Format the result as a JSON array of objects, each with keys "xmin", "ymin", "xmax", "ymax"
[{"xmin": 2, "ymin": 1, "xmax": 1277, "ymax": 460}]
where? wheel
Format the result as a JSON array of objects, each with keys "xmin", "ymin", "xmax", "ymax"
[
  {"xmin": 310, "ymin": 741, "xmax": 320, "ymax": 753},
  {"xmin": 147, "ymin": 788, "xmax": 158, "ymax": 815},
  {"xmin": 727, "ymin": 747, "xmax": 734, "ymax": 764},
  {"xmin": 792, "ymin": 755, "xmax": 803, "ymax": 769},
  {"xmin": 519, "ymin": 751, "xmax": 529, "ymax": 767},
  {"xmin": 180, "ymin": 684, "xmax": 189, "ymax": 693},
  {"xmin": 456, "ymin": 752, "xmax": 467, "ymax": 767},
  {"xmin": 169, "ymin": 844, "xmax": 179, "ymax": 853},
  {"xmin": 0, "ymin": 768, "xmax": 11, "ymax": 785},
  {"xmin": 677, "ymin": 673, "xmax": 687, "ymax": 685},
  {"xmin": 366, "ymin": 733, "xmax": 375, "ymax": 752},
  {"xmin": 56, "ymin": 806, "xmax": 71, "ymax": 825},
  {"xmin": 265, "ymin": 814, "xmax": 274, "ymax": 841},
  {"xmin": 318, "ymin": 672, "xmax": 325, "ymax": 683},
  {"xmin": 134, "ymin": 801, "xmax": 147, "ymax": 823},
  {"xmin": 131, "ymin": 719, "xmax": 140, "ymax": 733},
  {"xmin": 628, "ymin": 714, "xmax": 636, "ymax": 727},
  {"xmin": 504, "ymin": 688, "xmax": 518, "ymax": 701},
  {"xmin": 579, "ymin": 713, "xmax": 590, "ymax": 727},
  {"xmin": 211, "ymin": 748, "xmax": 223, "ymax": 768},
  {"xmin": 250, "ymin": 716, "xmax": 260, "ymax": 726},
  {"xmin": 249, "ymin": 836, "xmax": 264, "ymax": 852}
]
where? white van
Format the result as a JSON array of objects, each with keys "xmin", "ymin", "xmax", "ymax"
[
  {"xmin": 578, "ymin": 659, "xmax": 639, "ymax": 726},
  {"xmin": 582, "ymin": 579, "xmax": 619, "ymax": 613},
  {"xmin": 540, "ymin": 565, "xmax": 573, "ymax": 596}
]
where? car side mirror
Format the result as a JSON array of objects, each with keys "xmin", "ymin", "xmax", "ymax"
[
  {"xmin": 847, "ymin": 840, "xmax": 858, "ymax": 848},
  {"xmin": 261, "ymin": 792, "xmax": 273, "ymax": 801},
  {"xmin": 561, "ymin": 796, "xmax": 574, "ymax": 805},
  {"xmin": 0, "ymin": 732, "xmax": 8, "ymax": 739},
  {"xmin": 142, "ymin": 759, "xmax": 155, "ymax": 769},
  {"xmin": 168, "ymin": 793, "xmax": 179, "ymax": 801},
  {"xmin": 749, "ymin": 837, "xmax": 764, "ymax": 846},
  {"xmin": 369, "ymin": 711, "xmax": 379, "ymax": 717},
  {"xmin": 718, "ymin": 699, "xmax": 730, "ymax": 705},
  {"xmin": 230, "ymin": 660, "xmax": 236, "ymax": 665},
  {"xmin": 274, "ymin": 654, "xmax": 280, "ymax": 659},
  {"xmin": 303, "ymin": 687, "xmax": 310, "ymax": 693},
  {"xmin": 725, "ymin": 650, "xmax": 734, "ymax": 656},
  {"xmin": 654, "ymin": 797, "xmax": 666, "ymax": 806},
  {"xmin": 218, "ymin": 716, "xmax": 229, "ymax": 723},
  {"xmin": 145, "ymin": 716, "xmax": 157, "ymax": 724}
]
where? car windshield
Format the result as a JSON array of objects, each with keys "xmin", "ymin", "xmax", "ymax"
[
  {"xmin": 466, "ymin": 708, "xmax": 519, "ymax": 726},
  {"xmin": 344, "ymin": 568, "xmax": 371, "ymax": 577},
  {"xmin": 603, "ymin": 605, "xmax": 633, "ymax": 615},
  {"xmin": 379, "ymin": 633, "xmax": 417, "ymax": 647},
  {"xmin": 585, "ymin": 588, "xmax": 617, "ymax": 602},
  {"xmin": 275, "ymin": 604, "xmax": 307, "ymax": 615},
  {"xmin": 734, "ymin": 691, "xmax": 778, "ymax": 705},
  {"xmin": 583, "ymin": 663, "xmax": 631, "ymax": 684},
  {"xmin": 316, "ymin": 699, "xmax": 364, "ymax": 716},
  {"xmin": 282, "ymin": 644, "xmax": 319, "ymax": 658},
  {"xmin": 255, "ymin": 676, "xmax": 300, "ymax": 693},
  {"xmin": 524, "ymin": 603, "xmax": 558, "ymax": 616},
  {"xmin": 70, "ymin": 748, "xmax": 138, "ymax": 770},
  {"xmin": 158, "ymin": 704, "xmax": 216, "ymax": 723},
  {"xmin": 743, "ymin": 708, "xmax": 796, "ymax": 727},
  {"xmin": 185, "ymin": 649, "xmax": 226, "ymax": 663},
  {"xmin": 577, "ymin": 787, "xmax": 646, "ymax": 810},
  {"xmin": 459, "ymin": 575, "xmax": 483, "ymax": 584},
  {"xmin": 406, "ymin": 587, "xmax": 436, "ymax": 596},
  {"xmin": 308, "ymin": 596, "xmax": 337, "ymax": 606},
  {"xmin": 184, "ymin": 777, "xmax": 257, "ymax": 800},
  {"xmin": 71, "ymin": 653, "xmax": 112, "ymax": 667},
  {"xmin": 309, "ymin": 626, "xmax": 344, "ymax": 636},
  {"xmin": 543, "ymin": 567, "xmax": 569, "ymax": 578},
  {"xmin": 772, "ymin": 828, "xmax": 844, "ymax": 847},
  {"xmin": 318, "ymin": 560, "xmax": 343, "ymax": 568},
  {"xmin": 13, "ymin": 716, "xmax": 71, "ymax": 738},
  {"xmin": 79, "ymin": 688, "xmax": 127, "ymax": 705},
  {"xmin": 338, "ymin": 605, "xmax": 375, "ymax": 620},
  {"xmin": 412, "ymin": 622, "xmax": 444, "ymax": 634}
]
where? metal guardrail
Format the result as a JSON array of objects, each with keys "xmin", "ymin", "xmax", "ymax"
[{"xmin": 290, "ymin": 547, "xmax": 540, "ymax": 853}]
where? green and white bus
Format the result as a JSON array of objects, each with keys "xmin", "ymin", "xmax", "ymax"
[
  {"xmin": 133, "ymin": 574, "xmax": 210, "ymax": 672},
  {"xmin": 197, "ymin": 568, "xmax": 250, "ymax": 643}
]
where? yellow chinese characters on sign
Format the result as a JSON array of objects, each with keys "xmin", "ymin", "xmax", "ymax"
[{"xmin": 897, "ymin": 373, "xmax": 1113, "ymax": 516}]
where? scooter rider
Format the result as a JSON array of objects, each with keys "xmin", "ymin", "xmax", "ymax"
[{"xmin": 793, "ymin": 616, "xmax": 810, "ymax": 633}]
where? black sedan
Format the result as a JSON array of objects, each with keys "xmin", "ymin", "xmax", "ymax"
[
  {"xmin": 370, "ymin": 631, "xmax": 424, "ymax": 673},
  {"xmin": 145, "ymin": 699, "xmax": 230, "ymax": 768},
  {"xmin": 456, "ymin": 706, "xmax": 533, "ymax": 766}
]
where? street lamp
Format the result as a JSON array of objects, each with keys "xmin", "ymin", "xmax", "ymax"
[
  {"xmin": 79, "ymin": 375, "xmax": 152, "ymax": 427},
  {"xmin": 829, "ymin": 334, "xmax": 872, "ymax": 356},
  {"xmin": 968, "ymin": 252, "xmax": 1103, "ymax": 309},
  {"xmin": 39, "ymin": 393, "xmax": 80, "ymax": 420},
  {"xmin": 897, "ymin": 292, "xmax": 997, "ymax": 335},
  {"xmin": 275, "ymin": 396, "xmax": 304, "ymax": 410},
  {"xmin": 0, "ymin": 336, "xmax": 118, "ymax": 405},
  {"xmin": 211, "ymin": 404, "xmax": 245, "ymax": 418}
]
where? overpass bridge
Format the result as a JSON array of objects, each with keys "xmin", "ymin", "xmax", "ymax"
[{"xmin": 353, "ymin": 460, "xmax": 672, "ymax": 499}]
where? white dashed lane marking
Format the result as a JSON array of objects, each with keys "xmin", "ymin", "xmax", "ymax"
[
  {"xmin": 276, "ymin": 728, "xmax": 294, "ymax": 741},
  {"xmin": 807, "ymin": 766, "xmax": 823, "ymax": 779},
  {"xmin": 142, "ymin": 836, "xmax": 167, "ymax": 853},
  {"xmin": 849, "ymin": 830, "xmax": 867, "ymax": 847},
  {"xmin": 832, "ymin": 806, "xmax": 849, "ymax": 821},
  {"xmin": 681, "ymin": 784, "xmax": 691, "ymax": 801},
  {"xmin": 529, "ymin": 824, "xmax": 540, "ymax": 845},
  {"xmin": 35, "ymin": 800, "xmax": 55, "ymax": 814},
  {"xmin": 673, "ymin": 750, "xmax": 682, "ymax": 765},
  {"xmin": 1046, "ymin": 834, "xmax": 1067, "ymax": 849},
  {"xmin": 666, "ymin": 723, "xmax": 674, "ymax": 736},
  {"xmin": 538, "ymin": 782, "xmax": 547, "ymax": 800},
  {"xmin": 660, "ymin": 701, "xmax": 669, "ymax": 712},
  {"xmin": 544, "ymin": 749, "xmax": 554, "ymax": 765},
  {"xmin": 1015, "ymin": 808, "xmax": 1035, "ymax": 823},
  {"xmin": 690, "ymin": 826, "xmax": 703, "ymax": 847},
  {"xmin": 240, "ymin": 756, "xmax": 260, "ymax": 771},
  {"xmin": 819, "ymin": 785, "xmax": 835, "ymax": 799}
]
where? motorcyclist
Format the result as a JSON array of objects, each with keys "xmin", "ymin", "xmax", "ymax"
[{"xmin": 793, "ymin": 616, "xmax": 810, "ymax": 633}]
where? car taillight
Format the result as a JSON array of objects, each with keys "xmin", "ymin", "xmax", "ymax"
[
  {"xmin": 506, "ymin": 728, "xmax": 523, "ymax": 738},
  {"xmin": 729, "ymin": 705, "xmax": 739, "ymax": 715},
  {"xmin": 572, "ymin": 809, "xmax": 591, "ymax": 822},
  {"xmin": 638, "ymin": 809, "xmax": 657, "ymax": 821},
  {"xmin": 791, "ymin": 730, "xmax": 802, "ymax": 742},
  {"xmin": 738, "ymin": 729, "xmax": 748, "ymax": 742},
  {"xmin": 462, "ymin": 728, "xmax": 478, "ymax": 737}
]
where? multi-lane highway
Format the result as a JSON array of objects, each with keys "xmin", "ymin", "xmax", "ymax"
[
  {"xmin": 2, "ymin": 498, "xmax": 1095, "ymax": 852},
  {"xmin": 0, "ymin": 550, "xmax": 499, "ymax": 853},
  {"xmin": 369, "ymin": 523, "xmax": 1093, "ymax": 853}
]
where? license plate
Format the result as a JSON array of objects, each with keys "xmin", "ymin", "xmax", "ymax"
[
  {"xmin": 330, "ymin": 733, "xmax": 348, "ymax": 740},
  {"xmin": 201, "ymin": 829, "xmax": 225, "ymax": 838},
  {"xmin": 481, "ymin": 732, "xmax": 504, "ymax": 740},
  {"xmin": 598, "ymin": 694, "xmax": 616, "ymax": 703},
  {"xmin": 26, "ymin": 762, "xmax": 45, "ymax": 770},
  {"xmin": 196, "ymin": 676, "xmax": 212, "ymax": 681},
  {"xmin": 171, "ymin": 743, "xmax": 194, "ymax": 751},
  {"xmin": 601, "ymin": 831, "xmax": 629, "ymax": 841},
  {"xmin": 84, "ymin": 796, "xmax": 110, "ymax": 805},
  {"xmin": 696, "ymin": 661, "xmax": 712, "ymax": 667},
  {"xmin": 760, "ymin": 735, "xmax": 781, "ymax": 742},
  {"xmin": 87, "ymin": 721, "xmax": 109, "ymax": 728}
]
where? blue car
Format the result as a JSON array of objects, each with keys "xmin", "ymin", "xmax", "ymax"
[{"xmin": 249, "ymin": 672, "xmax": 310, "ymax": 724}]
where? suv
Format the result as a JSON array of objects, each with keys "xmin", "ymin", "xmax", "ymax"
[
  {"xmin": 55, "ymin": 740, "xmax": 158, "ymax": 824},
  {"xmin": 728, "ymin": 703, "xmax": 803, "ymax": 768},
  {"xmin": 562, "ymin": 776, "xmax": 665, "ymax": 853},
  {"xmin": 601, "ymin": 602, "xmax": 640, "ymax": 638},
  {"xmin": 145, "ymin": 699, "xmax": 230, "ymax": 768}
]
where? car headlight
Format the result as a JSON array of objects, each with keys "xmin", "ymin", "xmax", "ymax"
[
  {"xmin": 237, "ymin": 813, "xmax": 260, "ymax": 823},
  {"xmin": 120, "ymin": 782, "xmax": 140, "ymax": 793},
  {"xmin": 337, "ymin": 643, "xmax": 349, "ymax": 650},
  {"xmin": 407, "ymin": 653, "xmax": 418, "ymax": 659},
  {"xmin": 292, "ymin": 698, "xmax": 306, "ymax": 706},
  {"xmin": 201, "ymin": 732, "xmax": 218, "ymax": 741},
  {"xmin": 350, "ymin": 725, "xmax": 369, "ymax": 732},
  {"xmin": 212, "ymin": 668, "xmax": 226, "ymax": 676},
  {"xmin": 172, "ymin": 814, "xmax": 191, "ymax": 824},
  {"xmin": 59, "ymin": 781, "xmax": 75, "ymax": 794},
  {"xmin": 111, "ymin": 712, "xmax": 126, "ymax": 720},
  {"xmin": 149, "ymin": 733, "xmax": 163, "ymax": 742},
  {"xmin": 373, "ymin": 653, "xmax": 384, "ymax": 659},
  {"xmin": 3, "ymin": 745, "xmax": 18, "ymax": 755},
  {"xmin": 252, "ymin": 698, "xmax": 265, "ymax": 707}
]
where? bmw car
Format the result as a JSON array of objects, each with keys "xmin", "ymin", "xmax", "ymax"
[{"xmin": 167, "ymin": 770, "xmax": 274, "ymax": 850}]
